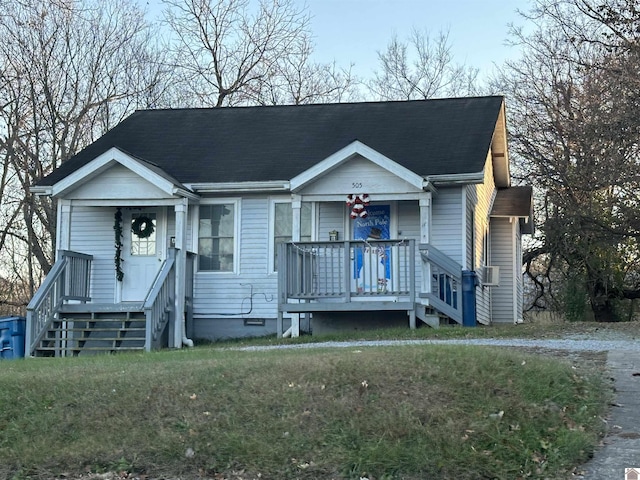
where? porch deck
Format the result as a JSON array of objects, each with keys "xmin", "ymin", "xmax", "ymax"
[{"xmin": 277, "ymin": 240, "xmax": 464, "ymax": 335}]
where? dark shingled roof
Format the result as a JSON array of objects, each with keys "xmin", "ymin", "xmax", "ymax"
[{"xmin": 37, "ymin": 96, "xmax": 504, "ymax": 187}]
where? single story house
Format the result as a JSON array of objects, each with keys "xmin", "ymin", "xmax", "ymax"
[{"xmin": 27, "ymin": 96, "xmax": 533, "ymax": 356}]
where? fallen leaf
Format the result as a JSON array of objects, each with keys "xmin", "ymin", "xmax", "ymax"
[{"xmin": 489, "ymin": 410, "xmax": 504, "ymax": 420}]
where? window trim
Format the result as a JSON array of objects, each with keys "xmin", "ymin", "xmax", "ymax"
[
  {"xmin": 268, "ymin": 197, "xmax": 315, "ymax": 274},
  {"xmin": 196, "ymin": 198, "xmax": 241, "ymax": 274}
]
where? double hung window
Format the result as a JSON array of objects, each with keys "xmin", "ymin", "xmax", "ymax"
[{"xmin": 198, "ymin": 203, "xmax": 236, "ymax": 272}]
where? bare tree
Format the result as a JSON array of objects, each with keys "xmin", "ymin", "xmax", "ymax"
[
  {"xmin": 163, "ymin": 0, "xmax": 313, "ymax": 107},
  {"xmin": 246, "ymin": 32, "xmax": 360, "ymax": 105},
  {"xmin": 368, "ymin": 28, "xmax": 479, "ymax": 101},
  {"xmin": 0, "ymin": 0, "xmax": 168, "ymax": 299},
  {"xmin": 497, "ymin": 0, "xmax": 640, "ymax": 321}
]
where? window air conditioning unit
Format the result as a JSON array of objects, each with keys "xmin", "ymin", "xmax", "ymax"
[{"xmin": 483, "ymin": 266, "xmax": 500, "ymax": 286}]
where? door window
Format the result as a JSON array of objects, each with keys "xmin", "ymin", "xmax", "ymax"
[{"xmin": 131, "ymin": 213, "xmax": 157, "ymax": 256}]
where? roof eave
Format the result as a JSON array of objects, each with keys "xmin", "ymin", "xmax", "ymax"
[
  {"xmin": 426, "ymin": 171, "xmax": 485, "ymax": 186},
  {"xmin": 188, "ymin": 181, "xmax": 291, "ymax": 194},
  {"xmin": 30, "ymin": 186, "xmax": 53, "ymax": 196}
]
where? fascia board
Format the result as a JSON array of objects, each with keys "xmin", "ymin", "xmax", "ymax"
[
  {"xmin": 30, "ymin": 186, "xmax": 52, "ymax": 196},
  {"xmin": 172, "ymin": 187, "xmax": 201, "ymax": 201},
  {"xmin": 427, "ymin": 171, "xmax": 485, "ymax": 185},
  {"xmin": 290, "ymin": 140, "xmax": 425, "ymax": 192},
  {"xmin": 50, "ymin": 147, "xmax": 176, "ymax": 197},
  {"xmin": 188, "ymin": 181, "xmax": 290, "ymax": 193}
]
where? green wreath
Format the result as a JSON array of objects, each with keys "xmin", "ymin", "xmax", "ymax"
[{"xmin": 131, "ymin": 215, "xmax": 155, "ymax": 239}]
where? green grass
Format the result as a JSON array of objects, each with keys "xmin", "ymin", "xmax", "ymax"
[
  {"xmin": 0, "ymin": 344, "xmax": 609, "ymax": 480},
  {"xmin": 203, "ymin": 318, "xmax": 639, "ymax": 348}
]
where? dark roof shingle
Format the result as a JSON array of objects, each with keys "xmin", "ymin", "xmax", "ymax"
[{"xmin": 37, "ymin": 96, "xmax": 504, "ymax": 186}]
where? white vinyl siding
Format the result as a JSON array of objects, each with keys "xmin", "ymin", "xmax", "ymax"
[
  {"xmin": 490, "ymin": 218, "xmax": 516, "ymax": 323},
  {"xmin": 68, "ymin": 206, "xmax": 119, "ymax": 302},
  {"xmin": 318, "ymin": 202, "xmax": 345, "ymax": 241},
  {"xmin": 431, "ymin": 187, "xmax": 463, "ymax": 264},
  {"xmin": 301, "ymin": 155, "xmax": 423, "ymax": 196},
  {"xmin": 66, "ymin": 163, "xmax": 169, "ymax": 200},
  {"xmin": 193, "ymin": 197, "xmax": 279, "ymax": 324},
  {"xmin": 165, "ymin": 206, "xmax": 195, "ymax": 253},
  {"xmin": 468, "ymin": 154, "xmax": 497, "ymax": 325},
  {"xmin": 271, "ymin": 200, "xmax": 312, "ymax": 271},
  {"xmin": 397, "ymin": 200, "xmax": 422, "ymax": 289}
]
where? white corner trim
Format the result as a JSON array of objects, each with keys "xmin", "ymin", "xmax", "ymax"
[
  {"xmin": 289, "ymin": 140, "xmax": 425, "ymax": 192},
  {"xmin": 50, "ymin": 147, "xmax": 179, "ymax": 198}
]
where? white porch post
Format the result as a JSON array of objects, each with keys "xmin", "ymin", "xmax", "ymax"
[
  {"xmin": 173, "ymin": 199, "xmax": 188, "ymax": 348},
  {"xmin": 419, "ymin": 192, "xmax": 431, "ymax": 245},
  {"xmin": 291, "ymin": 195, "xmax": 302, "ymax": 242},
  {"xmin": 57, "ymin": 200, "xmax": 72, "ymax": 257},
  {"xmin": 290, "ymin": 195, "xmax": 302, "ymax": 337},
  {"xmin": 419, "ymin": 192, "xmax": 432, "ymax": 306}
]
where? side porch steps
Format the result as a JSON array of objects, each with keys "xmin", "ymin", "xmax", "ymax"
[
  {"xmin": 415, "ymin": 303, "xmax": 460, "ymax": 329},
  {"xmin": 34, "ymin": 304, "xmax": 146, "ymax": 357}
]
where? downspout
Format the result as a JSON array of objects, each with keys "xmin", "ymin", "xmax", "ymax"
[
  {"xmin": 174, "ymin": 200, "xmax": 194, "ymax": 348},
  {"xmin": 182, "ymin": 314, "xmax": 194, "ymax": 347}
]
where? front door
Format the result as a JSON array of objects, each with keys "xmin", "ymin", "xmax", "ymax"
[{"xmin": 120, "ymin": 209, "xmax": 165, "ymax": 302}]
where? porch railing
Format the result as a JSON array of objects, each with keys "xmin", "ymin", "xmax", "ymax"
[
  {"xmin": 144, "ymin": 255, "xmax": 175, "ymax": 351},
  {"xmin": 25, "ymin": 250, "xmax": 93, "ymax": 356},
  {"xmin": 419, "ymin": 244, "xmax": 463, "ymax": 323},
  {"xmin": 278, "ymin": 239, "xmax": 416, "ymax": 303}
]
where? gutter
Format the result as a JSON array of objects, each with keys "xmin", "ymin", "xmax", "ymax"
[
  {"xmin": 426, "ymin": 171, "xmax": 485, "ymax": 186},
  {"xmin": 187, "ymin": 181, "xmax": 290, "ymax": 193}
]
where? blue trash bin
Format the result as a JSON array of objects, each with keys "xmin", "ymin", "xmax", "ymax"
[
  {"xmin": 461, "ymin": 270, "xmax": 478, "ymax": 327},
  {"xmin": 0, "ymin": 316, "xmax": 26, "ymax": 359}
]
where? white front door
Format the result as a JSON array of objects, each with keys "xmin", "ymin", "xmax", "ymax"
[{"xmin": 120, "ymin": 209, "xmax": 165, "ymax": 302}]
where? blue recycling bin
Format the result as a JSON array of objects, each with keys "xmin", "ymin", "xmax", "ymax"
[
  {"xmin": 0, "ymin": 316, "xmax": 26, "ymax": 359},
  {"xmin": 461, "ymin": 270, "xmax": 478, "ymax": 327}
]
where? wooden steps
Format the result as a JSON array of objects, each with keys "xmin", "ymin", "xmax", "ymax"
[
  {"xmin": 415, "ymin": 304, "xmax": 460, "ymax": 328},
  {"xmin": 34, "ymin": 308, "xmax": 147, "ymax": 357}
]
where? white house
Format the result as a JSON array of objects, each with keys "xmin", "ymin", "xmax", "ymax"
[{"xmin": 27, "ymin": 96, "xmax": 533, "ymax": 356}]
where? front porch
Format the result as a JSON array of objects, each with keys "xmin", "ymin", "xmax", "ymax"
[
  {"xmin": 25, "ymin": 249, "xmax": 194, "ymax": 357},
  {"xmin": 27, "ymin": 238, "xmax": 469, "ymax": 355},
  {"xmin": 277, "ymin": 239, "xmax": 465, "ymax": 336}
]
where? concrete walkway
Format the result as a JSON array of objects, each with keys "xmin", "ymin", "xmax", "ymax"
[{"xmin": 578, "ymin": 349, "xmax": 640, "ymax": 479}]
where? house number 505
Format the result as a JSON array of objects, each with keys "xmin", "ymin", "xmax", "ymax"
[{"xmin": 352, "ymin": 182, "xmax": 363, "ymax": 189}]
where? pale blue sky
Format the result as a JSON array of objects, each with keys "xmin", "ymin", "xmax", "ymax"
[
  {"xmin": 299, "ymin": 0, "xmax": 531, "ymax": 79},
  {"xmin": 144, "ymin": 0, "xmax": 531, "ymax": 80}
]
